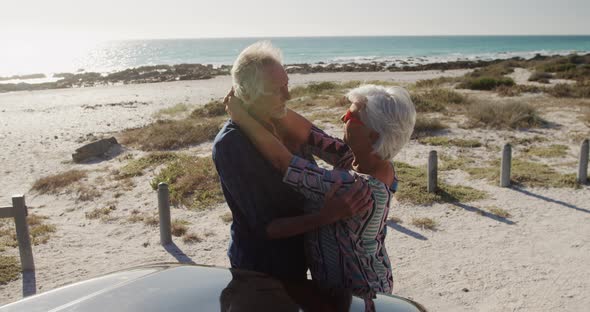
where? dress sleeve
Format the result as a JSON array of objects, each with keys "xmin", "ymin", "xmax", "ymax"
[
  {"xmin": 305, "ymin": 125, "xmax": 354, "ymax": 169},
  {"xmin": 282, "ymin": 155, "xmax": 370, "ymax": 213}
]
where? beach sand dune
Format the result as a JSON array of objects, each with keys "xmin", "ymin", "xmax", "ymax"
[{"xmin": 1, "ymin": 69, "xmax": 589, "ymax": 312}]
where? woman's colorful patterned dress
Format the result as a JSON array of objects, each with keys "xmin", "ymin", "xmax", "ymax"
[{"xmin": 282, "ymin": 126, "xmax": 397, "ymax": 311}]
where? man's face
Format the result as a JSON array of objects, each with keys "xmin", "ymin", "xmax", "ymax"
[{"xmin": 249, "ymin": 61, "xmax": 290, "ymax": 120}]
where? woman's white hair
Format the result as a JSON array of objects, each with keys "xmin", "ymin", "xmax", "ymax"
[
  {"xmin": 347, "ymin": 85, "xmax": 416, "ymax": 160},
  {"xmin": 231, "ymin": 41, "xmax": 283, "ymax": 106}
]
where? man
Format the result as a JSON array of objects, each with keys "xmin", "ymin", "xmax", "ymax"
[{"xmin": 212, "ymin": 41, "xmax": 365, "ymax": 282}]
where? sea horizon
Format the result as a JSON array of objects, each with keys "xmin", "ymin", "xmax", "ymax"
[{"xmin": 2, "ymin": 35, "xmax": 590, "ymax": 83}]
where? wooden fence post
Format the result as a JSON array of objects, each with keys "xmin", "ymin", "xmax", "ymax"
[
  {"xmin": 500, "ymin": 144, "xmax": 512, "ymax": 187},
  {"xmin": 578, "ymin": 139, "xmax": 589, "ymax": 184},
  {"xmin": 157, "ymin": 183, "xmax": 172, "ymax": 245},
  {"xmin": 428, "ymin": 150, "xmax": 438, "ymax": 193},
  {"xmin": 12, "ymin": 195, "xmax": 35, "ymax": 271}
]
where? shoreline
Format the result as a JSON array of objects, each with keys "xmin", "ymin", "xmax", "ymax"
[{"xmin": 1, "ymin": 52, "xmax": 588, "ymax": 93}]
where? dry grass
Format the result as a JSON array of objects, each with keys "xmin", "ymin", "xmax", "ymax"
[
  {"xmin": 85, "ymin": 205, "xmax": 116, "ymax": 221},
  {"xmin": 411, "ymin": 217, "xmax": 438, "ymax": 230},
  {"xmin": 418, "ymin": 136, "xmax": 482, "ymax": 148},
  {"xmin": 190, "ymin": 100, "xmax": 226, "ymax": 118},
  {"xmin": 182, "ymin": 232, "xmax": 202, "ymax": 244},
  {"xmin": 171, "ymin": 219, "xmax": 190, "ymax": 237},
  {"xmin": 465, "ymin": 100, "xmax": 547, "ymax": 129},
  {"xmin": 495, "ymin": 84, "xmax": 546, "ymax": 97},
  {"xmin": 439, "ymin": 155, "xmax": 475, "ymax": 171},
  {"xmin": 524, "ymin": 144, "xmax": 569, "ymax": 158},
  {"xmin": 486, "ymin": 206, "xmax": 512, "ymax": 218},
  {"xmin": 307, "ymin": 110, "xmax": 341, "ymax": 125},
  {"xmin": 150, "ymin": 155, "xmax": 224, "ymax": 209},
  {"xmin": 119, "ymin": 119, "xmax": 222, "ymax": 151},
  {"xmin": 155, "ymin": 103, "xmax": 190, "ymax": 117},
  {"xmin": 412, "ymin": 117, "xmax": 448, "ymax": 139},
  {"xmin": 582, "ymin": 109, "xmax": 590, "ymax": 126},
  {"xmin": 388, "ymin": 216, "xmax": 402, "ymax": 224},
  {"xmin": 466, "ymin": 159, "xmax": 580, "ymax": 188},
  {"xmin": 547, "ymin": 81, "xmax": 590, "ymax": 98},
  {"xmin": 143, "ymin": 215, "xmax": 159, "ymax": 227},
  {"xmin": 507, "ymin": 135, "xmax": 548, "ymax": 146},
  {"xmin": 569, "ymin": 131, "xmax": 589, "ymax": 144},
  {"xmin": 395, "ymin": 162, "xmax": 488, "ymax": 205},
  {"xmin": 0, "ymin": 256, "xmax": 20, "ymax": 285},
  {"xmin": 288, "ymin": 94, "xmax": 349, "ymax": 112},
  {"xmin": 528, "ymin": 71, "xmax": 553, "ymax": 83},
  {"xmin": 289, "ymin": 82, "xmax": 344, "ymax": 98},
  {"xmin": 31, "ymin": 170, "xmax": 87, "ymax": 194},
  {"xmin": 220, "ymin": 212, "xmax": 233, "ymax": 224},
  {"xmin": 0, "ymin": 214, "xmax": 56, "ymax": 248},
  {"xmin": 76, "ymin": 185, "xmax": 101, "ymax": 202},
  {"xmin": 414, "ymin": 77, "xmax": 458, "ymax": 89},
  {"xmin": 411, "ymin": 88, "xmax": 467, "ymax": 112},
  {"xmin": 127, "ymin": 211, "xmax": 144, "ymax": 223}
]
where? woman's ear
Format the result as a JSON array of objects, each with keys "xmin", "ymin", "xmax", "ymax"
[{"xmin": 369, "ymin": 130, "xmax": 380, "ymax": 145}]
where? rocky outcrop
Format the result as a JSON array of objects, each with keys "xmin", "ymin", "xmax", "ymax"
[
  {"xmin": 0, "ymin": 73, "xmax": 46, "ymax": 81},
  {"xmin": 72, "ymin": 137, "xmax": 120, "ymax": 163},
  {"xmin": 2, "ymin": 53, "xmax": 588, "ymax": 93}
]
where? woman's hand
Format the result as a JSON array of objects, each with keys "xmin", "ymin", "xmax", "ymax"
[
  {"xmin": 223, "ymin": 88, "xmax": 248, "ymax": 123},
  {"xmin": 319, "ymin": 178, "xmax": 373, "ymax": 224}
]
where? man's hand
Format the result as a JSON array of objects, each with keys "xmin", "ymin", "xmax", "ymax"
[{"xmin": 319, "ymin": 178, "xmax": 373, "ymax": 224}]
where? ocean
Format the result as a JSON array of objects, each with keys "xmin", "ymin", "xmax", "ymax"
[{"xmin": 2, "ymin": 36, "xmax": 590, "ymax": 82}]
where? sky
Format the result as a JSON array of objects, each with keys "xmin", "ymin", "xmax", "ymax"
[{"xmin": 1, "ymin": 0, "xmax": 589, "ymax": 41}]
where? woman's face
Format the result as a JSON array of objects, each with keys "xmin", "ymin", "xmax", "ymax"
[{"xmin": 341, "ymin": 100, "xmax": 376, "ymax": 157}]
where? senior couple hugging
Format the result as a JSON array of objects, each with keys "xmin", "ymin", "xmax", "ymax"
[{"xmin": 212, "ymin": 41, "xmax": 416, "ymax": 312}]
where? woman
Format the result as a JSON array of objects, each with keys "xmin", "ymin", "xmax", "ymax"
[{"xmin": 226, "ymin": 84, "xmax": 416, "ymax": 311}]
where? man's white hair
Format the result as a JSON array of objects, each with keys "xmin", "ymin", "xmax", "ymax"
[
  {"xmin": 231, "ymin": 41, "xmax": 283, "ymax": 106},
  {"xmin": 347, "ymin": 85, "xmax": 416, "ymax": 160}
]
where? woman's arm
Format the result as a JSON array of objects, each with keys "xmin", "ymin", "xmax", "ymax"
[
  {"xmin": 274, "ymin": 108, "xmax": 313, "ymax": 151},
  {"xmin": 226, "ymin": 96, "xmax": 293, "ymax": 173},
  {"xmin": 266, "ymin": 180, "xmax": 372, "ymax": 239}
]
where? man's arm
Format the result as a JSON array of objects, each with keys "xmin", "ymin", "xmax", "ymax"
[{"xmin": 265, "ymin": 180, "xmax": 373, "ymax": 239}]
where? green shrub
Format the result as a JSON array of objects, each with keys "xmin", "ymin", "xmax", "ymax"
[
  {"xmin": 525, "ymin": 144, "xmax": 569, "ymax": 158},
  {"xmin": 466, "ymin": 159, "xmax": 580, "ymax": 188},
  {"xmin": 118, "ymin": 152, "xmax": 179, "ymax": 178},
  {"xmin": 150, "ymin": 156, "xmax": 224, "ymax": 209},
  {"xmin": 395, "ymin": 162, "xmax": 487, "ymax": 205},
  {"xmin": 458, "ymin": 77, "xmax": 515, "ymax": 91}
]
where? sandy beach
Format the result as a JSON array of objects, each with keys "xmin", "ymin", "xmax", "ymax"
[{"xmin": 1, "ymin": 68, "xmax": 589, "ymax": 312}]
